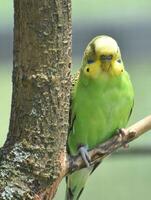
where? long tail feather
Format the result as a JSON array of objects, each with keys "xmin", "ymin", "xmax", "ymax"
[{"xmin": 65, "ymin": 167, "xmax": 92, "ymax": 200}]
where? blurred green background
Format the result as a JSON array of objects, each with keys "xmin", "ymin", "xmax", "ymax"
[{"xmin": 0, "ymin": 1, "xmax": 151, "ymax": 200}]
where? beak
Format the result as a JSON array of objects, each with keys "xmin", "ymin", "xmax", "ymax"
[
  {"xmin": 100, "ymin": 55, "xmax": 113, "ymax": 72},
  {"xmin": 100, "ymin": 55, "xmax": 113, "ymax": 62}
]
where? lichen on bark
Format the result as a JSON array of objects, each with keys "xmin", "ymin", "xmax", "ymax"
[{"xmin": 0, "ymin": 0, "xmax": 71, "ymax": 199}]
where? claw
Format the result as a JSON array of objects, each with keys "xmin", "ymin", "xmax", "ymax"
[
  {"xmin": 123, "ymin": 143, "xmax": 129, "ymax": 148},
  {"xmin": 117, "ymin": 128, "xmax": 129, "ymax": 149},
  {"xmin": 78, "ymin": 146, "xmax": 91, "ymax": 167},
  {"xmin": 118, "ymin": 128, "xmax": 128, "ymax": 137}
]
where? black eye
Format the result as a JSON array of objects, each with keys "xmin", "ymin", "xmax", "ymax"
[
  {"xmin": 86, "ymin": 68, "xmax": 90, "ymax": 72},
  {"xmin": 87, "ymin": 59, "xmax": 94, "ymax": 64},
  {"xmin": 117, "ymin": 59, "xmax": 121, "ymax": 63}
]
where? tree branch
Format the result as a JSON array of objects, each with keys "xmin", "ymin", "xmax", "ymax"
[{"xmin": 67, "ymin": 115, "xmax": 151, "ymax": 173}]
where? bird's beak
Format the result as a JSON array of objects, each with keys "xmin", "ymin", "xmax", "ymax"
[{"xmin": 100, "ymin": 55, "xmax": 113, "ymax": 71}]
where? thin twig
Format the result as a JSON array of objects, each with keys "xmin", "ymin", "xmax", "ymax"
[{"xmin": 67, "ymin": 115, "xmax": 151, "ymax": 173}]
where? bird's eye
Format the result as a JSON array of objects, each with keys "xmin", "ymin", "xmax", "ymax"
[
  {"xmin": 87, "ymin": 59, "xmax": 94, "ymax": 64},
  {"xmin": 117, "ymin": 59, "xmax": 121, "ymax": 63},
  {"xmin": 86, "ymin": 67, "xmax": 90, "ymax": 72}
]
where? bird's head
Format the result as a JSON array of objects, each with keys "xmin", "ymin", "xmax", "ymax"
[{"xmin": 82, "ymin": 35, "xmax": 124, "ymax": 79}]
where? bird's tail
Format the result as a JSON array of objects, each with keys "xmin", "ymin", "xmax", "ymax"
[{"xmin": 65, "ymin": 167, "xmax": 92, "ymax": 200}]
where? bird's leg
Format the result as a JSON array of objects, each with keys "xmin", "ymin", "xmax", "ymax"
[
  {"xmin": 78, "ymin": 145, "xmax": 91, "ymax": 167},
  {"xmin": 117, "ymin": 128, "xmax": 129, "ymax": 148}
]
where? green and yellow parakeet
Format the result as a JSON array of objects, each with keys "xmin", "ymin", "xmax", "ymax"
[{"xmin": 66, "ymin": 35, "xmax": 134, "ymax": 200}]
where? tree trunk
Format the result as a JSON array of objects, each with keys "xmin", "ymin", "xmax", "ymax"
[{"xmin": 0, "ymin": 0, "xmax": 71, "ymax": 199}]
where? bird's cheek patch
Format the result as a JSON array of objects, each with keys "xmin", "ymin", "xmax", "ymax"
[
  {"xmin": 113, "ymin": 63, "xmax": 124, "ymax": 76},
  {"xmin": 84, "ymin": 62, "xmax": 100, "ymax": 79}
]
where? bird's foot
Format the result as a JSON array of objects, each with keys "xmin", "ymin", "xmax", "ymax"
[
  {"xmin": 78, "ymin": 145, "xmax": 91, "ymax": 167},
  {"xmin": 117, "ymin": 128, "xmax": 129, "ymax": 148}
]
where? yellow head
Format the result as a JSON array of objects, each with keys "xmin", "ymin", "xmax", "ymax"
[{"xmin": 82, "ymin": 35, "xmax": 124, "ymax": 79}]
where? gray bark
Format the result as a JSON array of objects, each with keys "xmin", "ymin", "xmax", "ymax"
[{"xmin": 0, "ymin": 0, "xmax": 71, "ymax": 199}]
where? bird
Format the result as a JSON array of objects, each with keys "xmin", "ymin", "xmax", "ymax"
[{"xmin": 66, "ymin": 35, "xmax": 134, "ymax": 200}]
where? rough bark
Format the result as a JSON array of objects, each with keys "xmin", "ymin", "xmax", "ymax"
[{"xmin": 0, "ymin": 0, "xmax": 71, "ymax": 199}]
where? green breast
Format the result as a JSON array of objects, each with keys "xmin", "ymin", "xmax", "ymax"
[{"xmin": 68, "ymin": 71, "xmax": 134, "ymax": 155}]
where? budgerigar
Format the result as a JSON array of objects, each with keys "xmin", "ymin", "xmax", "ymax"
[{"xmin": 66, "ymin": 35, "xmax": 134, "ymax": 200}]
